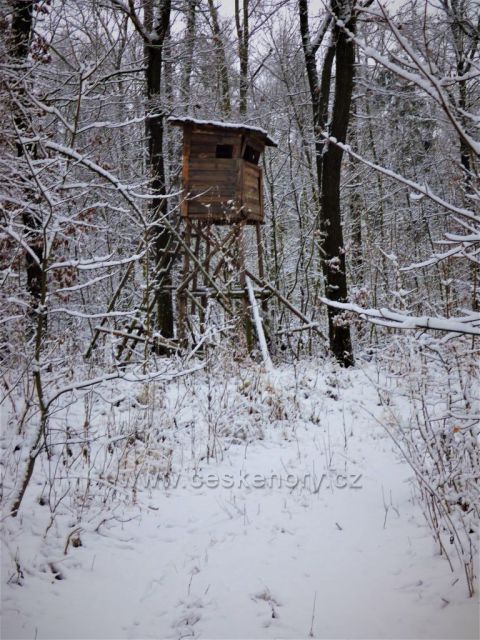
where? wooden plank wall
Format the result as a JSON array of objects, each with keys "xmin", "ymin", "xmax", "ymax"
[
  {"xmin": 182, "ymin": 128, "xmax": 264, "ymax": 224},
  {"xmin": 242, "ymin": 163, "xmax": 262, "ymax": 219}
]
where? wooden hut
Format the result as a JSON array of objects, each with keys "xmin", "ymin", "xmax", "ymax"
[{"xmin": 169, "ymin": 117, "xmax": 277, "ymax": 224}]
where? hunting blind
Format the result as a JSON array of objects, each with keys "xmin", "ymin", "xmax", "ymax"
[
  {"xmin": 163, "ymin": 117, "xmax": 278, "ymax": 349},
  {"xmin": 169, "ymin": 117, "xmax": 277, "ymax": 224},
  {"xmin": 87, "ymin": 117, "xmax": 323, "ymax": 362},
  {"xmin": 91, "ymin": 117, "xmax": 323, "ymax": 361}
]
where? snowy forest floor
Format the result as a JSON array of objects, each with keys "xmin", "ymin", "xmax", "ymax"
[{"xmin": 1, "ymin": 358, "xmax": 478, "ymax": 639}]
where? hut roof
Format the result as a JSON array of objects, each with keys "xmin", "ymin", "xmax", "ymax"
[{"xmin": 168, "ymin": 116, "xmax": 277, "ymax": 147}]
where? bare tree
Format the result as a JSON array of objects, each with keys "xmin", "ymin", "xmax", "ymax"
[
  {"xmin": 6, "ymin": 0, "xmax": 42, "ymax": 302},
  {"xmin": 112, "ymin": 0, "xmax": 174, "ymax": 340},
  {"xmin": 235, "ymin": 0, "xmax": 249, "ymax": 115},
  {"xmin": 207, "ymin": 0, "xmax": 232, "ymax": 118},
  {"xmin": 299, "ymin": 0, "xmax": 355, "ymax": 366},
  {"xmin": 180, "ymin": 0, "xmax": 198, "ymax": 112}
]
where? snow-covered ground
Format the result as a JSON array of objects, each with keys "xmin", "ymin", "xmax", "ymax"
[{"xmin": 1, "ymin": 361, "xmax": 478, "ymax": 639}]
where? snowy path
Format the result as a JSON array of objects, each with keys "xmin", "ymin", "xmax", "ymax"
[{"xmin": 2, "ymin": 367, "xmax": 478, "ymax": 639}]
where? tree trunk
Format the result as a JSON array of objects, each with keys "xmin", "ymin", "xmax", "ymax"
[
  {"xmin": 144, "ymin": 0, "xmax": 174, "ymax": 339},
  {"xmin": 299, "ymin": 0, "xmax": 354, "ymax": 366},
  {"xmin": 180, "ymin": 0, "xmax": 197, "ymax": 112},
  {"xmin": 299, "ymin": 0, "xmax": 333, "ymax": 201},
  {"xmin": 235, "ymin": 0, "xmax": 249, "ymax": 116},
  {"xmin": 321, "ymin": 1, "xmax": 355, "ymax": 366},
  {"xmin": 9, "ymin": 0, "xmax": 42, "ymax": 302},
  {"xmin": 207, "ymin": 0, "xmax": 232, "ymax": 118}
]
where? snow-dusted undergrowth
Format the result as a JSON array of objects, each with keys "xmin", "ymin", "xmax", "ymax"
[
  {"xmin": 1, "ymin": 351, "xmax": 478, "ymax": 639},
  {"xmin": 371, "ymin": 336, "xmax": 480, "ymax": 597}
]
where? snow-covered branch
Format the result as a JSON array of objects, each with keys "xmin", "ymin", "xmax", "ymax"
[
  {"xmin": 320, "ymin": 298, "xmax": 480, "ymax": 336},
  {"xmin": 320, "ymin": 134, "xmax": 479, "ymax": 223}
]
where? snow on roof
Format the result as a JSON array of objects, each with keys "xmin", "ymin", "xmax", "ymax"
[{"xmin": 168, "ymin": 116, "xmax": 277, "ymax": 147}]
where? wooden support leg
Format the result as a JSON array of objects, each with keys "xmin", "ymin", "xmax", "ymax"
[
  {"xmin": 236, "ymin": 223, "xmax": 254, "ymax": 353},
  {"xmin": 201, "ymin": 229, "xmax": 211, "ymax": 332},
  {"xmin": 255, "ymin": 222, "xmax": 269, "ymax": 317},
  {"xmin": 191, "ymin": 222, "xmax": 201, "ymax": 316},
  {"xmin": 177, "ymin": 220, "xmax": 191, "ymax": 343}
]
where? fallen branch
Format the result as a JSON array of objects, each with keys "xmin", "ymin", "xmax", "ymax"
[{"xmin": 246, "ymin": 276, "xmax": 273, "ymax": 371}]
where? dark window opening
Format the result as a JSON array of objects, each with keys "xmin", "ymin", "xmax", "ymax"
[
  {"xmin": 216, "ymin": 144, "xmax": 233, "ymax": 158},
  {"xmin": 243, "ymin": 145, "xmax": 260, "ymax": 165}
]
